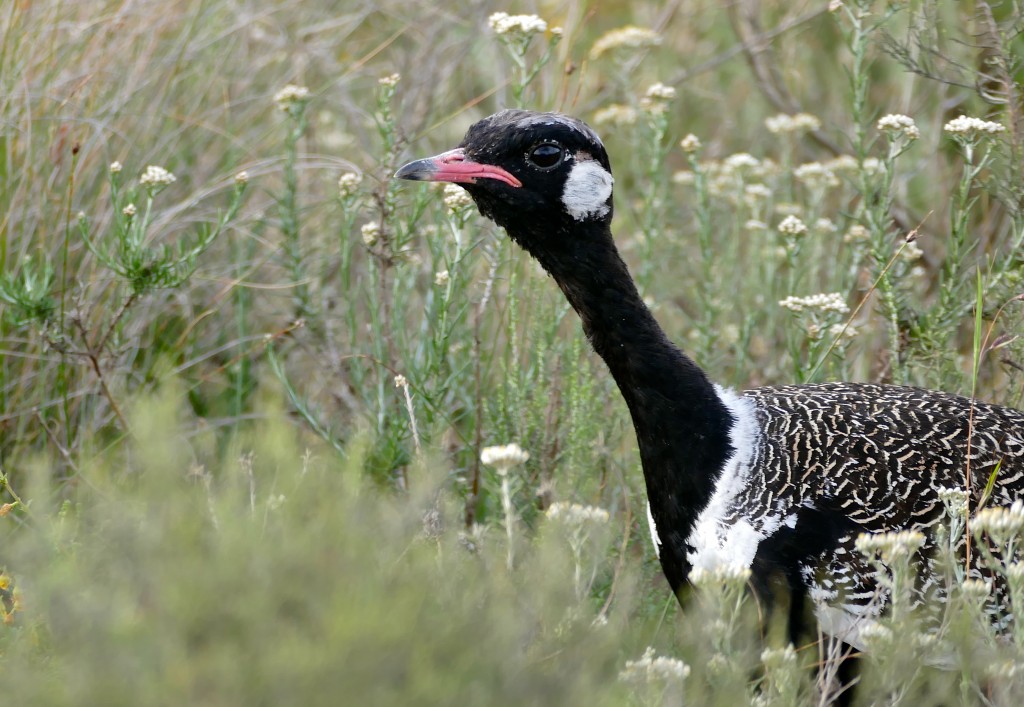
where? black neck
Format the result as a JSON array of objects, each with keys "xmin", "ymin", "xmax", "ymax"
[{"xmin": 513, "ymin": 220, "xmax": 735, "ymax": 590}]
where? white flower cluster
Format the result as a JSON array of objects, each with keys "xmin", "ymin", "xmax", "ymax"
[
  {"xmin": 1006, "ymin": 562, "xmax": 1024, "ymax": 585},
  {"xmin": 760, "ymin": 644, "xmax": 798, "ymax": 670},
  {"xmin": 393, "ymin": 374, "xmax": 408, "ymax": 388},
  {"xmin": 960, "ymin": 577, "xmax": 992, "ymax": 601},
  {"xmin": 545, "ymin": 501, "xmax": 610, "ymax": 526},
  {"xmin": 679, "ymin": 133, "xmax": 701, "ymax": 153},
  {"xmin": 936, "ymin": 486, "xmax": 969, "ymax": 516},
  {"xmin": 778, "ymin": 292, "xmax": 849, "ymax": 314},
  {"xmin": 139, "ymin": 165, "xmax": 176, "ymax": 188},
  {"xmin": 826, "ymin": 155, "xmax": 860, "ymax": 173},
  {"xmin": 901, "ymin": 240, "xmax": 924, "ymax": 260},
  {"xmin": 378, "ymin": 73, "xmax": 401, "ymax": 87},
  {"xmin": 765, "ymin": 112, "xmax": 821, "ymax": 134},
  {"xmin": 481, "ymin": 443, "xmax": 530, "ymax": 471},
  {"xmin": 744, "ymin": 183, "xmax": 771, "ymax": 203},
  {"xmin": 690, "ymin": 563, "xmax": 752, "ymax": 588},
  {"xmin": 858, "ymin": 622, "xmax": 894, "ymax": 650},
  {"xmin": 644, "ymin": 82, "xmax": 675, "ymax": 101},
  {"xmin": 861, "ymin": 157, "xmax": 884, "ymax": 175},
  {"xmin": 943, "ymin": 115, "xmax": 1005, "ymax": 136},
  {"xmin": 640, "ymin": 83, "xmax": 675, "ymax": 114},
  {"xmin": 361, "ymin": 221, "xmax": 381, "ymax": 246},
  {"xmin": 777, "ymin": 215, "xmax": 808, "ymax": 236},
  {"xmin": 234, "ymin": 170, "xmax": 249, "ymax": 185},
  {"xmin": 592, "ymin": 104, "xmax": 638, "ymax": 127},
  {"xmin": 590, "ymin": 25, "xmax": 660, "ymax": 58},
  {"xmin": 109, "ymin": 161, "xmax": 123, "ymax": 174},
  {"xmin": 843, "ymin": 224, "xmax": 869, "ymax": 243},
  {"xmin": 972, "ymin": 500, "xmax": 1024, "ymax": 540},
  {"xmin": 488, "ymin": 12, "xmax": 547, "ymax": 36},
  {"xmin": 672, "ymin": 171, "xmax": 695, "ymax": 186},
  {"xmin": 828, "ymin": 322, "xmax": 857, "ymax": 340},
  {"xmin": 877, "ymin": 113, "xmax": 920, "ymax": 140},
  {"xmin": 122, "ymin": 203, "xmax": 137, "ymax": 218},
  {"xmin": 434, "ymin": 270, "xmax": 450, "ymax": 287},
  {"xmin": 443, "ymin": 183, "xmax": 473, "ymax": 211},
  {"xmin": 723, "ymin": 153, "xmax": 759, "ymax": 172},
  {"xmin": 338, "ymin": 172, "xmax": 362, "ymax": 198},
  {"xmin": 794, "ymin": 162, "xmax": 840, "ymax": 189},
  {"xmin": 814, "ymin": 217, "xmax": 836, "ymax": 234},
  {"xmin": 854, "ymin": 529, "xmax": 926, "ymax": 562},
  {"xmin": 274, "ymin": 84, "xmax": 310, "ymax": 111},
  {"xmin": 619, "ymin": 647, "xmax": 691, "ymax": 684}
]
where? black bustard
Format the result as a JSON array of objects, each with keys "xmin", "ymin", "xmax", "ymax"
[{"xmin": 396, "ymin": 109, "xmax": 1024, "ymax": 650}]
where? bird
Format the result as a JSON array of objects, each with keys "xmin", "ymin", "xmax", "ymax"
[{"xmin": 395, "ymin": 108, "xmax": 1024, "ymax": 652}]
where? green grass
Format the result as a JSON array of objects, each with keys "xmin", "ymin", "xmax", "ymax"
[{"xmin": 2, "ymin": 1, "xmax": 1024, "ymax": 704}]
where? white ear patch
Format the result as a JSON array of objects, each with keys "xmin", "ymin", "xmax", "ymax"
[{"xmin": 561, "ymin": 160, "xmax": 613, "ymax": 221}]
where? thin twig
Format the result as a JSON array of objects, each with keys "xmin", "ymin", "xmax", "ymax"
[
  {"xmin": 808, "ymin": 213, "xmax": 933, "ymax": 381},
  {"xmin": 71, "ymin": 315, "xmax": 130, "ymax": 431}
]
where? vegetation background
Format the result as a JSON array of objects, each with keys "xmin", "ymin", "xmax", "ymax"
[{"xmin": 1, "ymin": 0, "xmax": 1023, "ymax": 704}]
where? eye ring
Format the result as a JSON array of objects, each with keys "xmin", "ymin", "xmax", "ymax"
[{"xmin": 526, "ymin": 142, "xmax": 564, "ymax": 170}]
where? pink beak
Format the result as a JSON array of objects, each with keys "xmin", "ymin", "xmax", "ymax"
[{"xmin": 395, "ymin": 148, "xmax": 522, "ymax": 188}]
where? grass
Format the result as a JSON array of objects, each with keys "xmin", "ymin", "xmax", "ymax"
[{"xmin": 2, "ymin": 0, "xmax": 1024, "ymax": 704}]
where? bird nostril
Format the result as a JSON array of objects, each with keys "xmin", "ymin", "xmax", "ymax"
[{"xmin": 439, "ymin": 150, "xmax": 465, "ymax": 164}]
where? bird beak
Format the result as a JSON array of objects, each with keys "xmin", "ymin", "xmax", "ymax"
[{"xmin": 394, "ymin": 148, "xmax": 522, "ymax": 188}]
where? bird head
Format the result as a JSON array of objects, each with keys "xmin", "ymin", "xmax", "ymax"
[{"xmin": 395, "ymin": 110, "xmax": 614, "ymax": 251}]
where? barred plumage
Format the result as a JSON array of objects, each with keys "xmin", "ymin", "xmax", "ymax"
[
  {"xmin": 725, "ymin": 383, "xmax": 1024, "ymax": 647},
  {"xmin": 396, "ymin": 109, "xmax": 1024, "ymax": 652}
]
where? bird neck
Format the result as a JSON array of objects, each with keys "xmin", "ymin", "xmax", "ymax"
[{"xmin": 516, "ymin": 220, "xmax": 735, "ymax": 589}]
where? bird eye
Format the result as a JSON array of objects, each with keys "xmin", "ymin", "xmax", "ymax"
[{"xmin": 526, "ymin": 143, "xmax": 564, "ymax": 170}]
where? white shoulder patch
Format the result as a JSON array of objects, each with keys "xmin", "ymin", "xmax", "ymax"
[
  {"xmin": 561, "ymin": 160, "xmax": 613, "ymax": 221},
  {"xmin": 686, "ymin": 386, "xmax": 765, "ymax": 571}
]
